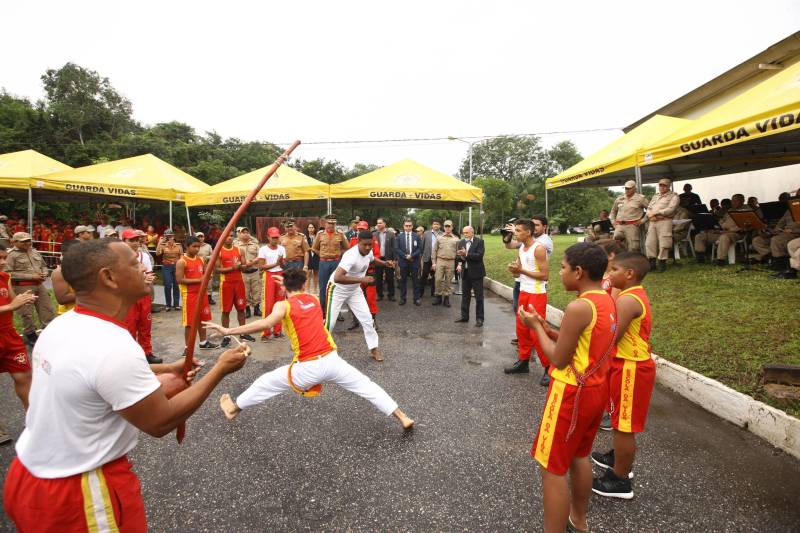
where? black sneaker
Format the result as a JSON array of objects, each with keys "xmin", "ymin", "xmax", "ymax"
[
  {"xmin": 510, "ymin": 338, "xmax": 518, "ymax": 345},
  {"xmin": 592, "ymin": 469, "xmax": 633, "ymax": 499},
  {"xmin": 599, "ymin": 411, "xmax": 612, "ymax": 431},
  {"xmin": 240, "ymin": 334, "xmax": 256, "ymax": 342},
  {"xmin": 146, "ymin": 354, "xmax": 163, "ymax": 364},
  {"xmin": 539, "ymin": 367, "xmax": 550, "ymax": 387},
  {"xmin": 24, "ymin": 332, "xmax": 38, "ymax": 346},
  {"xmin": 504, "ymin": 359, "xmax": 529, "ymax": 374},
  {"xmin": 221, "ymin": 336, "xmax": 231, "ymax": 348},
  {"xmin": 253, "ymin": 305, "xmax": 261, "ymax": 316},
  {"xmin": 591, "ymin": 449, "xmax": 634, "ymax": 478},
  {"xmin": 199, "ymin": 340, "xmax": 219, "ymax": 349}
]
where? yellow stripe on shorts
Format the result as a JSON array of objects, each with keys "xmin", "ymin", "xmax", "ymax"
[
  {"xmin": 81, "ymin": 468, "xmax": 120, "ymax": 533},
  {"xmin": 534, "ymin": 380, "xmax": 566, "ymax": 469},
  {"xmin": 618, "ymin": 359, "xmax": 637, "ymax": 433}
]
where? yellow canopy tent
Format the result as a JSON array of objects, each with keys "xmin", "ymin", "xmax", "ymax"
[
  {"xmin": 186, "ymin": 164, "xmax": 329, "ymax": 210},
  {"xmin": 545, "ymin": 115, "xmax": 691, "ymax": 190},
  {"xmin": 639, "ymin": 59, "xmax": 800, "ymax": 179},
  {"xmin": 330, "ymin": 158, "xmax": 483, "ymax": 209},
  {"xmin": 0, "ymin": 149, "xmax": 73, "ymax": 232},
  {"xmin": 31, "ymin": 153, "xmax": 208, "ymax": 201}
]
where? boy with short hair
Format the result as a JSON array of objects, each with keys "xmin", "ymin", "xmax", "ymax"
[
  {"xmin": 591, "ymin": 251, "xmax": 655, "ymax": 499},
  {"xmin": 0, "ymin": 243, "xmax": 37, "ymax": 415},
  {"xmin": 217, "ymin": 234, "xmax": 252, "ymax": 346},
  {"xmin": 177, "ymin": 236, "xmax": 218, "ymax": 350},
  {"xmin": 519, "ymin": 242, "xmax": 617, "ymax": 533},
  {"xmin": 257, "ymin": 227, "xmax": 286, "ymax": 339}
]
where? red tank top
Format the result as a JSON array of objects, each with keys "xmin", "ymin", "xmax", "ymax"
[
  {"xmin": 219, "ymin": 246, "xmax": 243, "ymax": 282},
  {"xmin": 0, "ymin": 272, "xmax": 13, "ymax": 329},
  {"xmin": 282, "ymin": 293, "xmax": 337, "ymax": 361},
  {"xmin": 550, "ymin": 290, "xmax": 617, "ymax": 387},
  {"xmin": 181, "ymin": 255, "xmax": 204, "ymax": 294}
]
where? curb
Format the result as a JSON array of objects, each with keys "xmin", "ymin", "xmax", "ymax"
[{"xmin": 483, "ymin": 276, "xmax": 800, "ymax": 460}]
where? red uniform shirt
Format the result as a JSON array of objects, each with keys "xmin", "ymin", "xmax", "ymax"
[
  {"xmin": 219, "ymin": 246, "xmax": 243, "ymax": 282},
  {"xmin": 0, "ymin": 272, "xmax": 14, "ymax": 329},
  {"xmin": 181, "ymin": 255, "xmax": 204, "ymax": 294},
  {"xmin": 282, "ymin": 293, "xmax": 337, "ymax": 361}
]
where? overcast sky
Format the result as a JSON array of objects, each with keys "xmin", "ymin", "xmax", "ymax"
[{"xmin": 2, "ymin": 1, "xmax": 798, "ymax": 176}]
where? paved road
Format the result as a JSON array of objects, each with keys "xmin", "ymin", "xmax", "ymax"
[{"xmin": 1, "ymin": 290, "xmax": 799, "ymax": 532}]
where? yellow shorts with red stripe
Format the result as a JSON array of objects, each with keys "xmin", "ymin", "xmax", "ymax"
[
  {"xmin": 532, "ymin": 380, "xmax": 606, "ymax": 475},
  {"xmin": 181, "ymin": 290, "xmax": 212, "ymax": 327},
  {"xmin": 609, "ymin": 357, "xmax": 655, "ymax": 433}
]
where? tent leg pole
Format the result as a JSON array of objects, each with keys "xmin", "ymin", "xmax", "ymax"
[
  {"xmin": 635, "ymin": 164, "xmax": 643, "ymax": 192},
  {"xmin": 545, "ymin": 189, "xmax": 549, "ymax": 220},
  {"xmin": 185, "ymin": 204, "xmax": 192, "ymax": 235},
  {"xmin": 169, "ymin": 201, "xmax": 173, "ymax": 229},
  {"xmin": 27, "ymin": 188, "xmax": 33, "ymax": 234}
]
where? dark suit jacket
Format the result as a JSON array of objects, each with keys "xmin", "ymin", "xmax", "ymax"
[
  {"xmin": 456, "ymin": 237, "xmax": 485, "ymax": 279},
  {"xmin": 394, "ymin": 231, "xmax": 422, "ymax": 267},
  {"xmin": 372, "ymin": 229, "xmax": 396, "ymax": 260}
]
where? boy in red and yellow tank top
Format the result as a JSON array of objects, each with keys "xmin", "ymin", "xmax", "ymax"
[
  {"xmin": 0, "ymin": 243, "xmax": 37, "ymax": 412},
  {"xmin": 518, "ymin": 242, "xmax": 617, "ymax": 533},
  {"xmin": 203, "ymin": 268, "xmax": 414, "ymax": 430},
  {"xmin": 216, "ymin": 235, "xmax": 248, "ymax": 347},
  {"xmin": 591, "ymin": 252, "xmax": 655, "ymax": 500},
  {"xmin": 177, "ymin": 237, "xmax": 216, "ymax": 350}
]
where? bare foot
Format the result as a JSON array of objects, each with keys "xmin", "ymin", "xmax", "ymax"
[
  {"xmin": 393, "ymin": 408, "xmax": 414, "ymax": 430},
  {"xmin": 219, "ymin": 393, "xmax": 241, "ymax": 421},
  {"xmin": 370, "ymin": 347, "xmax": 384, "ymax": 362}
]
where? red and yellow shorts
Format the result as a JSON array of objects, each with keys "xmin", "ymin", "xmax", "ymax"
[
  {"xmin": 532, "ymin": 379, "xmax": 606, "ymax": 475},
  {"xmin": 0, "ymin": 327, "xmax": 30, "ymax": 374},
  {"xmin": 220, "ymin": 280, "xmax": 247, "ymax": 313},
  {"xmin": 3, "ymin": 455, "xmax": 146, "ymax": 532},
  {"xmin": 181, "ymin": 290, "xmax": 212, "ymax": 327},
  {"xmin": 609, "ymin": 357, "xmax": 655, "ymax": 433}
]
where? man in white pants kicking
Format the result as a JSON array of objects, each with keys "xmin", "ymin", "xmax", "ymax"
[
  {"xmin": 203, "ymin": 267, "xmax": 414, "ymax": 429},
  {"xmin": 325, "ymin": 231, "xmax": 395, "ymax": 362}
]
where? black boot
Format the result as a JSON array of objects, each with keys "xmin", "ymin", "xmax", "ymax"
[
  {"xmin": 432, "ymin": 295, "xmax": 442, "ymax": 306},
  {"xmin": 504, "ymin": 359, "xmax": 529, "ymax": 374},
  {"xmin": 695, "ymin": 252, "xmax": 706, "ymax": 264},
  {"xmin": 770, "ymin": 256, "xmax": 789, "ymax": 271},
  {"xmin": 146, "ymin": 353, "xmax": 163, "ymax": 364},
  {"xmin": 649, "ymin": 258, "xmax": 657, "ymax": 271},
  {"xmin": 24, "ymin": 332, "xmax": 38, "ymax": 346},
  {"xmin": 245, "ymin": 306, "xmax": 252, "ymax": 318},
  {"xmin": 347, "ymin": 315, "xmax": 360, "ymax": 330},
  {"xmin": 774, "ymin": 268, "xmax": 797, "ymax": 279},
  {"xmin": 253, "ymin": 304, "xmax": 261, "ymax": 316},
  {"xmin": 658, "ymin": 259, "xmax": 666, "ymax": 273}
]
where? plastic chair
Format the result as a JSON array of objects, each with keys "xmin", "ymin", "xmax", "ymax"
[
  {"xmin": 673, "ymin": 224, "xmax": 695, "ymax": 260},
  {"xmin": 711, "ymin": 237, "xmax": 747, "ymax": 264}
]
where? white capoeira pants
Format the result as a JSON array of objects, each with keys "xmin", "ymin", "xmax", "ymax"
[
  {"xmin": 235, "ymin": 351, "xmax": 398, "ymax": 415},
  {"xmin": 324, "ymin": 282, "xmax": 379, "ymax": 350}
]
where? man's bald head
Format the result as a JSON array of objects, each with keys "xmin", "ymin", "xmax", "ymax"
[{"xmin": 462, "ymin": 226, "xmax": 474, "ymax": 238}]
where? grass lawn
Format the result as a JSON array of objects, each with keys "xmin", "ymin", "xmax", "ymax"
[{"xmin": 484, "ymin": 234, "xmax": 800, "ymax": 418}]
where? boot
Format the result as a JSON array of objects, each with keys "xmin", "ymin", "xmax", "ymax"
[
  {"xmin": 770, "ymin": 256, "xmax": 789, "ymax": 271},
  {"xmin": 648, "ymin": 258, "xmax": 657, "ymax": 271},
  {"xmin": 504, "ymin": 359, "xmax": 529, "ymax": 374},
  {"xmin": 432, "ymin": 295, "xmax": 442, "ymax": 306},
  {"xmin": 347, "ymin": 315, "xmax": 360, "ymax": 330},
  {"xmin": 24, "ymin": 332, "xmax": 38, "ymax": 346},
  {"xmin": 245, "ymin": 306, "xmax": 252, "ymax": 318},
  {"xmin": 253, "ymin": 304, "xmax": 261, "ymax": 316},
  {"xmin": 774, "ymin": 268, "xmax": 797, "ymax": 279},
  {"xmin": 657, "ymin": 260, "xmax": 666, "ymax": 273},
  {"xmin": 443, "ymin": 296, "xmax": 451, "ymax": 308},
  {"xmin": 695, "ymin": 252, "xmax": 706, "ymax": 264}
]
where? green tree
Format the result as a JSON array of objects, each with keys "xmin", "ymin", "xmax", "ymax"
[
  {"xmin": 472, "ymin": 176, "xmax": 513, "ymax": 228},
  {"xmin": 291, "ymin": 158, "xmax": 347, "ymax": 184}
]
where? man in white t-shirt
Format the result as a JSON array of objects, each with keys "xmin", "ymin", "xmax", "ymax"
[
  {"xmin": 326, "ymin": 231, "xmax": 395, "ymax": 362},
  {"xmin": 257, "ymin": 227, "xmax": 287, "ymax": 339},
  {"xmin": 3, "ymin": 239, "xmax": 247, "ymax": 532}
]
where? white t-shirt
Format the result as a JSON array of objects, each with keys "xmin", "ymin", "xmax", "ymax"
[
  {"xmin": 536, "ymin": 234, "xmax": 554, "ymax": 257},
  {"xmin": 16, "ymin": 308, "xmax": 161, "ymax": 478},
  {"xmin": 137, "ymin": 249, "xmax": 153, "ymax": 272},
  {"xmin": 519, "ymin": 241, "xmax": 547, "ymax": 294},
  {"xmin": 97, "ymin": 224, "xmax": 113, "ymax": 237},
  {"xmin": 333, "ymin": 246, "xmax": 373, "ymax": 292},
  {"xmin": 257, "ymin": 245, "xmax": 286, "ymax": 272}
]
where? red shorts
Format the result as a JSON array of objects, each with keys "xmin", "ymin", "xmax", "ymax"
[
  {"xmin": 3, "ymin": 455, "xmax": 146, "ymax": 532},
  {"xmin": 532, "ymin": 379, "xmax": 606, "ymax": 475},
  {"xmin": 182, "ymin": 290, "xmax": 212, "ymax": 327},
  {"xmin": 220, "ymin": 280, "xmax": 247, "ymax": 313},
  {"xmin": 0, "ymin": 327, "xmax": 30, "ymax": 374},
  {"xmin": 609, "ymin": 357, "xmax": 656, "ymax": 433}
]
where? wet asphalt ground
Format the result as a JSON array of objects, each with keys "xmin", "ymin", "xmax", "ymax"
[{"xmin": 1, "ymin": 286, "xmax": 800, "ymax": 532}]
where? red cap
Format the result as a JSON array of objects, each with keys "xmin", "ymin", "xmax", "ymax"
[
  {"xmin": 267, "ymin": 227, "xmax": 281, "ymax": 237},
  {"xmin": 356, "ymin": 221, "xmax": 369, "ymax": 230},
  {"xmin": 121, "ymin": 229, "xmax": 139, "ymax": 240}
]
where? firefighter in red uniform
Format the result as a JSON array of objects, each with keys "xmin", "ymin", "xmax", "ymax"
[{"xmin": 347, "ymin": 221, "xmax": 380, "ymax": 331}]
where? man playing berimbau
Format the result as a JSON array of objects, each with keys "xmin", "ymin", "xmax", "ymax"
[{"xmin": 205, "ymin": 267, "xmax": 414, "ymax": 430}]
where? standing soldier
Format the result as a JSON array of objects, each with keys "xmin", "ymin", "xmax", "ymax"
[
  {"xmin": 6, "ymin": 232, "xmax": 55, "ymax": 345},
  {"xmin": 611, "ymin": 180, "xmax": 650, "ymax": 252},
  {"xmin": 431, "ymin": 220, "xmax": 459, "ymax": 308},
  {"xmin": 312, "ymin": 214, "xmax": 349, "ymax": 314},
  {"xmin": 645, "ymin": 178, "xmax": 680, "ymax": 272},
  {"xmin": 236, "ymin": 227, "xmax": 262, "ymax": 318},
  {"xmin": 280, "ymin": 218, "xmax": 310, "ymax": 271}
]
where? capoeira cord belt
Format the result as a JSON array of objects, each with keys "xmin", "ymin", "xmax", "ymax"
[
  {"xmin": 565, "ymin": 334, "xmax": 617, "ymax": 442},
  {"xmin": 287, "ymin": 353, "xmax": 329, "ymax": 397}
]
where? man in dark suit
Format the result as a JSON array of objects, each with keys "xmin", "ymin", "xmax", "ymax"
[
  {"xmin": 394, "ymin": 219, "xmax": 422, "ymax": 306},
  {"xmin": 373, "ymin": 217, "xmax": 396, "ymax": 301},
  {"xmin": 455, "ymin": 226, "xmax": 485, "ymax": 327}
]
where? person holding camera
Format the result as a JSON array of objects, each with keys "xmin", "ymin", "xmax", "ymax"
[{"xmin": 156, "ymin": 229, "xmax": 183, "ymax": 311}]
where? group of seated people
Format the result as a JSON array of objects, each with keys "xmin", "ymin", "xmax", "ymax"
[{"xmin": 584, "ymin": 182, "xmax": 800, "ymax": 279}]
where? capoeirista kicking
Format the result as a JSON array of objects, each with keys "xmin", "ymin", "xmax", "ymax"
[{"xmin": 203, "ymin": 267, "xmax": 414, "ymax": 430}]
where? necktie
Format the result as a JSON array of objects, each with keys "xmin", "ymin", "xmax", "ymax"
[{"xmin": 407, "ymin": 233, "xmax": 411, "ymax": 254}]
